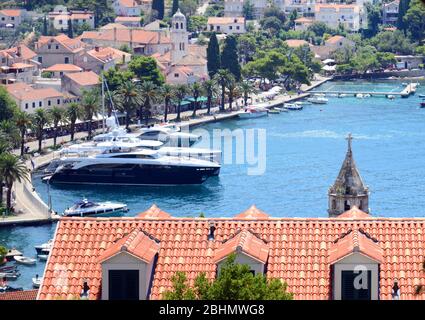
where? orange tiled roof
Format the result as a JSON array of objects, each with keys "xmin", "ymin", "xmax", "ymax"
[
  {"xmin": 0, "ymin": 9, "xmax": 23, "ymax": 17},
  {"xmin": 295, "ymin": 17, "xmax": 314, "ymax": 23},
  {"xmin": 315, "ymin": 4, "xmax": 360, "ymax": 13},
  {"xmin": 284, "ymin": 39, "xmax": 311, "ymax": 48},
  {"xmin": 326, "ymin": 35, "xmax": 346, "ymax": 44},
  {"xmin": 329, "ymin": 228, "xmax": 384, "ymax": 264},
  {"xmin": 214, "ymin": 229, "xmax": 270, "ymax": 264},
  {"xmin": 64, "ymin": 71, "xmax": 100, "ymax": 86},
  {"xmin": 44, "ymin": 64, "xmax": 83, "ymax": 72},
  {"xmin": 137, "ymin": 204, "xmax": 171, "ymax": 219},
  {"xmin": 38, "ymin": 205, "xmax": 425, "ymax": 300},
  {"xmin": 6, "ymin": 83, "xmax": 62, "ymax": 101},
  {"xmin": 37, "ymin": 34, "xmax": 85, "ymax": 53},
  {"xmin": 87, "ymin": 47, "xmax": 130, "ymax": 63},
  {"xmin": 0, "ymin": 290, "xmax": 38, "ymax": 300},
  {"xmin": 119, "ymin": 0, "xmax": 139, "ymax": 7},
  {"xmin": 234, "ymin": 205, "xmax": 270, "ymax": 219},
  {"xmin": 79, "ymin": 29, "xmax": 170, "ymax": 45},
  {"xmin": 115, "ymin": 16, "xmax": 142, "ymax": 22},
  {"xmin": 207, "ymin": 17, "xmax": 245, "ymax": 25},
  {"xmin": 0, "ymin": 44, "xmax": 37, "ymax": 61},
  {"xmin": 98, "ymin": 228, "xmax": 160, "ymax": 263}
]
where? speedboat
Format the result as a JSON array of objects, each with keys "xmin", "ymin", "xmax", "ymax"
[
  {"xmin": 284, "ymin": 103, "xmax": 303, "ymax": 110},
  {"xmin": 0, "ymin": 285, "xmax": 23, "ymax": 293},
  {"xmin": 0, "ymin": 270, "xmax": 20, "ymax": 280},
  {"xmin": 356, "ymin": 93, "xmax": 364, "ymax": 99},
  {"xmin": 307, "ymin": 95, "xmax": 328, "ymax": 104},
  {"xmin": 32, "ymin": 276, "xmax": 42, "ymax": 288},
  {"xmin": 34, "ymin": 240, "xmax": 52, "ymax": 255},
  {"xmin": 45, "ymin": 149, "xmax": 221, "ymax": 186},
  {"xmin": 63, "ymin": 199, "xmax": 129, "ymax": 217},
  {"xmin": 38, "ymin": 254, "xmax": 48, "ymax": 261},
  {"xmin": 387, "ymin": 95, "xmax": 396, "ymax": 100},
  {"xmin": 268, "ymin": 109, "xmax": 280, "ymax": 114},
  {"xmin": 338, "ymin": 93, "xmax": 347, "ymax": 98},
  {"xmin": 14, "ymin": 256, "xmax": 36, "ymax": 265},
  {"xmin": 238, "ymin": 107, "xmax": 268, "ymax": 119},
  {"xmin": 273, "ymin": 107, "xmax": 288, "ymax": 112}
]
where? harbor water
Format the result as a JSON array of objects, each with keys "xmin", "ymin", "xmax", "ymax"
[{"xmin": 2, "ymin": 79, "xmax": 425, "ymax": 289}]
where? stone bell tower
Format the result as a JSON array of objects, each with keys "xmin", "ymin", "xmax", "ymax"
[
  {"xmin": 170, "ymin": 8, "xmax": 188, "ymax": 64},
  {"xmin": 328, "ymin": 133, "xmax": 370, "ymax": 217}
]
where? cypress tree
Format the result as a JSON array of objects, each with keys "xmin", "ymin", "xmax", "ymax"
[
  {"xmin": 171, "ymin": 0, "xmax": 179, "ymax": 16},
  {"xmin": 220, "ymin": 35, "xmax": 241, "ymax": 81},
  {"xmin": 397, "ymin": 0, "xmax": 411, "ymax": 31},
  {"xmin": 43, "ymin": 15, "xmax": 47, "ymax": 36},
  {"xmin": 207, "ymin": 33, "xmax": 220, "ymax": 78},
  {"xmin": 67, "ymin": 18, "xmax": 73, "ymax": 38},
  {"xmin": 152, "ymin": 0, "xmax": 165, "ymax": 20}
]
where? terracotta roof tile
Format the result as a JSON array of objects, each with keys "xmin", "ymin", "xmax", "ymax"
[
  {"xmin": 64, "ymin": 71, "xmax": 99, "ymax": 86},
  {"xmin": 44, "ymin": 64, "xmax": 83, "ymax": 72},
  {"xmin": 234, "ymin": 205, "xmax": 270, "ymax": 219},
  {"xmin": 0, "ymin": 9, "xmax": 23, "ymax": 17},
  {"xmin": 137, "ymin": 204, "xmax": 172, "ymax": 219},
  {"xmin": 0, "ymin": 290, "xmax": 38, "ymax": 300},
  {"xmin": 285, "ymin": 39, "xmax": 311, "ymax": 48},
  {"xmin": 38, "ymin": 210, "xmax": 425, "ymax": 300}
]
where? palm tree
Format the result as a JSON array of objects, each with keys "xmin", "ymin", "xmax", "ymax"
[
  {"xmin": 116, "ymin": 80, "xmax": 141, "ymax": 130},
  {"xmin": 33, "ymin": 109, "xmax": 51, "ymax": 152},
  {"xmin": 0, "ymin": 153, "xmax": 29, "ymax": 213},
  {"xmin": 81, "ymin": 89, "xmax": 100, "ymax": 140},
  {"xmin": 226, "ymin": 79, "xmax": 239, "ymax": 111},
  {"xmin": 14, "ymin": 111, "xmax": 32, "ymax": 157},
  {"xmin": 49, "ymin": 106, "xmax": 65, "ymax": 148},
  {"xmin": 202, "ymin": 79, "xmax": 217, "ymax": 115},
  {"xmin": 0, "ymin": 120, "xmax": 20, "ymax": 149},
  {"xmin": 190, "ymin": 82, "xmax": 202, "ymax": 118},
  {"xmin": 174, "ymin": 84, "xmax": 188, "ymax": 122},
  {"xmin": 66, "ymin": 103, "xmax": 81, "ymax": 141},
  {"xmin": 139, "ymin": 81, "xmax": 158, "ymax": 125},
  {"xmin": 214, "ymin": 69, "xmax": 233, "ymax": 111},
  {"xmin": 239, "ymin": 81, "xmax": 257, "ymax": 107},
  {"xmin": 160, "ymin": 84, "xmax": 174, "ymax": 123}
]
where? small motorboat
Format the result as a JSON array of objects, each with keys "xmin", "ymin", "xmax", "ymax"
[
  {"xmin": 32, "ymin": 275, "xmax": 42, "ymax": 288},
  {"xmin": 0, "ymin": 271, "xmax": 20, "ymax": 280},
  {"xmin": 268, "ymin": 109, "xmax": 280, "ymax": 114},
  {"xmin": 356, "ymin": 93, "xmax": 364, "ymax": 99},
  {"xmin": 284, "ymin": 103, "xmax": 303, "ymax": 111},
  {"xmin": 307, "ymin": 95, "xmax": 328, "ymax": 104},
  {"xmin": 387, "ymin": 95, "xmax": 396, "ymax": 100},
  {"xmin": 237, "ymin": 107, "xmax": 268, "ymax": 119},
  {"xmin": 0, "ymin": 285, "xmax": 23, "ymax": 293},
  {"xmin": 5, "ymin": 249, "xmax": 22, "ymax": 262},
  {"xmin": 38, "ymin": 253, "xmax": 49, "ymax": 261},
  {"xmin": 34, "ymin": 240, "xmax": 52, "ymax": 255},
  {"xmin": 364, "ymin": 94, "xmax": 371, "ymax": 98},
  {"xmin": 273, "ymin": 107, "xmax": 288, "ymax": 112},
  {"xmin": 338, "ymin": 93, "xmax": 347, "ymax": 98},
  {"xmin": 63, "ymin": 199, "xmax": 129, "ymax": 217},
  {"xmin": 0, "ymin": 265, "xmax": 17, "ymax": 273},
  {"xmin": 14, "ymin": 256, "xmax": 36, "ymax": 266},
  {"xmin": 419, "ymin": 94, "xmax": 425, "ymax": 98}
]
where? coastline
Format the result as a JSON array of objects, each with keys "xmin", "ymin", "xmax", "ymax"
[{"xmin": 2, "ymin": 75, "xmax": 330, "ymax": 227}]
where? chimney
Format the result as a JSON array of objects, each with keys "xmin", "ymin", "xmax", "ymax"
[
  {"xmin": 16, "ymin": 46, "xmax": 21, "ymax": 57},
  {"xmin": 208, "ymin": 222, "xmax": 216, "ymax": 241},
  {"xmin": 95, "ymin": 46, "xmax": 99, "ymax": 52},
  {"xmin": 113, "ymin": 27, "xmax": 117, "ymax": 42}
]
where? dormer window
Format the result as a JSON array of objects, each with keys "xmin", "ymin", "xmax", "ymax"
[
  {"xmin": 213, "ymin": 229, "xmax": 269, "ymax": 275},
  {"xmin": 97, "ymin": 229, "xmax": 160, "ymax": 300},
  {"xmin": 329, "ymin": 229, "xmax": 383, "ymax": 300}
]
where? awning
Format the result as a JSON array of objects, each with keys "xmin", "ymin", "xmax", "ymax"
[
  {"xmin": 187, "ymin": 96, "xmax": 207, "ymax": 102},
  {"xmin": 322, "ymin": 59, "xmax": 335, "ymax": 65},
  {"xmin": 10, "ymin": 63, "xmax": 34, "ymax": 69},
  {"xmin": 180, "ymin": 100, "xmax": 191, "ymax": 106},
  {"xmin": 322, "ymin": 65, "xmax": 336, "ymax": 71}
]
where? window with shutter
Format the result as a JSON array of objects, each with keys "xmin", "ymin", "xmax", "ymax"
[
  {"xmin": 108, "ymin": 270, "xmax": 139, "ymax": 300},
  {"xmin": 341, "ymin": 270, "xmax": 371, "ymax": 300}
]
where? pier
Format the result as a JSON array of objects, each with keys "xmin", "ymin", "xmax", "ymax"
[{"xmin": 310, "ymin": 83, "xmax": 418, "ymax": 98}]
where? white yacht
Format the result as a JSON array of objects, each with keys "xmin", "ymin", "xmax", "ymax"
[
  {"xmin": 45, "ymin": 149, "xmax": 221, "ymax": 186},
  {"xmin": 307, "ymin": 94, "xmax": 328, "ymax": 104},
  {"xmin": 136, "ymin": 125, "xmax": 201, "ymax": 147},
  {"xmin": 63, "ymin": 199, "xmax": 128, "ymax": 217}
]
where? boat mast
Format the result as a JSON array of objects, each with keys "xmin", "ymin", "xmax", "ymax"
[{"xmin": 101, "ymin": 72, "xmax": 105, "ymax": 134}]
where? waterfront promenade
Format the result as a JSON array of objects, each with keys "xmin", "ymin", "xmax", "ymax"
[{"xmin": 1, "ymin": 75, "xmax": 329, "ymax": 226}]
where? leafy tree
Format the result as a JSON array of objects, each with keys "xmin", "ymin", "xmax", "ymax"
[
  {"xmin": 261, "ymin": 16, "xmax": 283, "ymax": 33},
  {"xmin": 202, "ymin": 79, "xmax": 217, "ymax": 114},
  {"xmin": 239, "ymin": 81, "xmax": 256, "ymax": 107},
  {"xmin": 190, "ymin": 82, "xmax": 202, "ymax": 117},
  {"xmin": 287, "ymin": 9, "xmax": 298, "ymax": 30},
  {"xmin": 226, "ymin": 79, "xmax": 238, "ymax": 110},
  {"xmin": 171, "ymin": 0, "xmax": 179, "ymax": 16},
  {"xmin": 14, "ymin": 111, "xmax": 32, "ymax": 157},
  {"xmin": 0, "ymin": 245, "xmax": 7, "ymax": 264},
  {"xmin": 307, "ymin": 22, "xmax": 333, "ymax": 38},
  {"xmin": 49, "ymin": 106, "xmax": 65, "ymax": 148},
  {"xmin": 351, "ymin": 45, "xmax": 379, "ymax": 74},
  {"xmin": 243, "ymin": 0, "xmax": 254, "ymax": 20},
  {"xmin": 188, "ymin": 16, "xmax": 207, "ymax": 33},
  {"xmin": 207, "ymin": 32, "xmax": 220, "ymax": 78},
  {"xmin": 364, "ymin": 3, "xmax": 381, "ymax": 38},
  {"xmin": 262, "ymin": 5, "xmax": 286, "ymax": 23},
  {"xmin": 152, "ymin": 0, "xmax": 165, "ymax": 20},
  {"xmin": 116, "ymin": 80, "xmax": 141, "ymax": 129},
  {"xmin": 66, "ymin": 103, "xmax": 81, "ymax": 141},
  {"xmin": 369, "ymin": 30, "xmax": 413, "ymax": 55},
  {"xmin": 238, "ymin": 33, "xmax": 256, "ymax": 64},
  {"xmin": 0, "ymin": 120, "xmax": 20, "ymax": 149},
  {"xmin": 128, "ymin": 56, "xmax": 164, "ymax": 86},
  {"xmin": 0, "ymin": 87, "xmax": 18, "ymax": 123},
  {"xmin": 180, "ymin": 0, "xmax": 198, "ymax": 16},
  {"xmin": 139, "ymin": 81, "xmax": 158, "ymax": 124},
  {"xmin": 103, "ymin": 67, "xmax": 135, "ymax": 92},
  {"xmin": 163, "ymin": 254, "xmax": 293, "ymax": 300},
  {"xmin": 0, "ymin": 153, "xmax": 29, "ymax": 212},
  {"xmin": 404, "ymin": 0, "xmax": 425, "ymax": 41},
  {"xmin": 174, "ymin": 84, "xmax": 188, "ymax": 122},
  {"xmin": 119, "ymin": 44, "xmax": 132, "ymax": 54},
  {"xmin": 160, "ymin": 84, "xmax": 175, "ymax": 122},
  {"xmin": 33, "ymin": 109, "xmax": 51, "ymax": 152},
  {"xmin": 43, "ymin": 15, "xmax": 48, "ymax": 36},
  {"xmin": 221, "ymin": 35, "xmax": 241, "ymax": 81},
  {"xmin": 397, "ymin": 0, "xmax": 411, "ymax": 31},
  {"xmin": 377, "ymin": 52, "xmax": 396, "ymax": 69},
  {"xmin": 81, "ymin": 89, "xmax": 100, "ymax": 140}
]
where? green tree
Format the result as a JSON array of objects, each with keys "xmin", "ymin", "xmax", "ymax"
[
  {"xmin": 287, "ymin": 9, "xmax": 298, "ymax": 30},
  {"xmin": 0, "ymin": 120, "xmax": 19, "ymax": 149},
  {"xmin": 214, "ymin": 69, "xmax": 233, "ymax": 111},
  {"xmin": 139, "ymin": 81, "xmax": 158, "ymax": 125},
  {"xmin": 207, "ymin": 33, "xmax": 221, "ymax": 78},
  {"xmin": 0, "ymin": 245, "xmax": 7, "ymax": 264},
  {"xmin": 226, "ymin": 79, "xmax": 238, "ymax": 110},
  {"xmin": 377, "ymin": 52, "xmax": 396, "ymax": 69},
  {"xmin": 369, "ymin": 30, "xmax": 413, "ymax": 55},
  {"xmin": 14, "ymin": 111, "xmax": 33, "ymax": 157},
  {"xmin": 163, "ymin": 254, "xmax": 293, "ymax": 300},
  {"xmin": 221, "ymin": 35, "xmax": 241, "ymax": 81},
  {"xmin": 397, "ymin": 0, "xmax": 411, "ymax": 31},
  {"xmin": 67, "ymin": 18, "xmax": 73, "ymax": 38},
  {"xmin": 243, "ymin": 0, "xmax": 254, "ymax": 20},
  {"xmin": 174, "ymin": 84, "xmax": 188, "ymax": 122},
  {"xmin": 116, "ymin": 80, "xmax": 141, "ymax": 129},
  {"xmin": 160, "ymin": 84, "xmax": 175, "ymax": 123},
  {"xmin": 188, "ymin": 16, "xmax": 207, "ymax": 33},
  {"xmin": 364, "ymin": 3, "xmax": 381, "ymax": 38},
  {"xmin": 404, "ymin": 0, "xmax": 425, "ymax": 41},
  {"xmin": 152, "ymin": 0, "xmax": 165, "ymax": 20},
  {"xmin": 239, "ymin": 81, "xmax": 256, "ymax": 107},
  {"xmin": 171, "ymin": 0, "xmax": 179, "ymax": 16},
  {"xmin": 66, "ymin": 103, "xmax": 81, "ymax": 141},
  {"xmin": 307, "ymin": 22, "xmax": 332, "ymax": 38},
  {"xmin": 202, "ymin": 79, "xmax": 217, "ymax": 114},
  {"xmin": 33, "ymin": 109, "xmax": 51, "ymax": 152},
  {"xmin": 0, "ymin": 87, "xmax": 18, "ymax": 123},
  {"xmin": 103, "ymin": 68, "xmax": 135, "ymax": 92},
  {"xmin": 128, "ymin": 56, "xmax": 164, "ymax": 86},
  {"xmin": 238, "ymin": 33, "xmax": 256, "ymax": 64},
  {"xmin": 0, "ymin": 153, "xmax": 29, "ymax": 213},
  {"xmin": 189, "ymin": 82, "xmax": 202, "ymax": 117},
  {"xmin": 49, "ymin": 106, "xmax": 65, "ymax": 148},
  {"xmin": 351, "ymin": 45, "xmax": 379, "ymax": 74},
  {"xmin": 81, "ymin": 89, "xmax": 100, "ymax": 140}
]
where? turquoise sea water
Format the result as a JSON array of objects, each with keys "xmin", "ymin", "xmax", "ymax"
[{"xmin": 2, "ymin": 79, "xmax": 425, "ymax": 289}]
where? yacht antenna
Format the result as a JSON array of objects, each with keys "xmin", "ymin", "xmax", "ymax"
[
  {"xmin": 103, "ymin": 78, "xmax": 120, "ymax": 128},
  {"xmin": 101, "ymin": 72, "xmax": 105, "ymax": 134}
]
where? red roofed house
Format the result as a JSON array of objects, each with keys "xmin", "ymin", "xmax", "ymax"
[
  {"xmin": 61, "ymin": 71, "xmax": 100, "ymax": 96},
  {"xmin": 37, "ymin": 138, "xmax": 425, "ymax": 300},
  {"xmin": 207, "ymin": 17, "xmax": 246, "ymax": 35},
  {"xmin": 74, "ymin": 46, "xmax": 132, "ymax": 73},
  {"xmin": 0, "ymin": 9, "xmax": 27, "ymax": 31},
  {"xmin": 284, "ymin": 39, "xmax": 312, "ymax": 48},
  {"xmin": 43, "ymin": 64, "xmax": 83, "ymax": 78},
  {"xmin": 35, "ymin": 34, "xmax": 86, "ymax": 68},
  {"xmin": 48, "ymin": 5, "xmax": 95, "ymax": 32},
  {"xmin": 0, "ymin": 44, "xmax": 39, "ymax": 84},
  {"xmin": 115, "ymin": 16, "xmax": 142, "ymax": 28},
  {"xmin": 113, "ymin": 0, "xmax": 142, "ymax": 17},
  {"xmin": 294, "ymin": 17, "xmax": 314, "ymax": 31},
  {"xmin": 311, "ymin": 35, "xmax": 355, "ymax": 60},
  {"xmin": 0, "ymin": 289, "xmax": 38, "ymax": 300}
]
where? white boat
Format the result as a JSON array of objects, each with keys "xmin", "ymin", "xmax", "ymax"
[
  {"xmin": 63, "ymin": 199, "xmax": 129, "ymax": 217},
  {"xmin": 159, "ymin": 147, "xmax": 222, "ymax": 164},
  {"xmin": 356, "ymin": 93, "xmax": 364, "ymax": 99},
  {"xmin": 387, "ymin": 95, "xmax": 396, "ymax": 100},
  {"xmin": 38, "ymin": 254, "xmax": 48, "ymax": 261},
  {"xmin": 136, "ymin": 126, "xmax": 201, "ymax": 147},
  {"xmin": 238, "ymin": 107, "xmax": 268, "ymax": 119},
  {"xmin": 307, "ymin": 95, "xmax": 328, "ymax": 104},
  {"xmin": 32, "ymin": 276, "xmax": 42, "ymax": 288},
  {"xmin": 273, "ymin": 107, "xmax": 288, "ymax": 112},
  {"xmin": 364, "ymin": 94, "xmax": 371, "ymax": 98},
  {"xmin": 284, "ymin": 103, "xmax": 303, "ymax": 110},
  {"xmin": 34, "ymin": 240, "xmax": 52, "ymax": 255},
  {"xmin": 14, "ymin": 256, "xmax": 36, "ymax": 265},
  {"xmin": 338, "ymin": 93, "xmax": 347, "ymax": 98}
]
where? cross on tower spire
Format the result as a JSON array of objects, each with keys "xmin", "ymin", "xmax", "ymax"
[{"xmin": 346, "ymin": 133, "xmax": 353, "ymax": 153}]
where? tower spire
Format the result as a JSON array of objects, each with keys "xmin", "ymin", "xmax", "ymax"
[{"xmin": 328, "ymin": 133, "xmax": 369, "ymax": 217}]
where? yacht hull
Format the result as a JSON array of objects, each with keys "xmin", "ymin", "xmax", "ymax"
[{"xmin": 48, "ymin": 164, "xmax": 220, "ymax": 185}]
